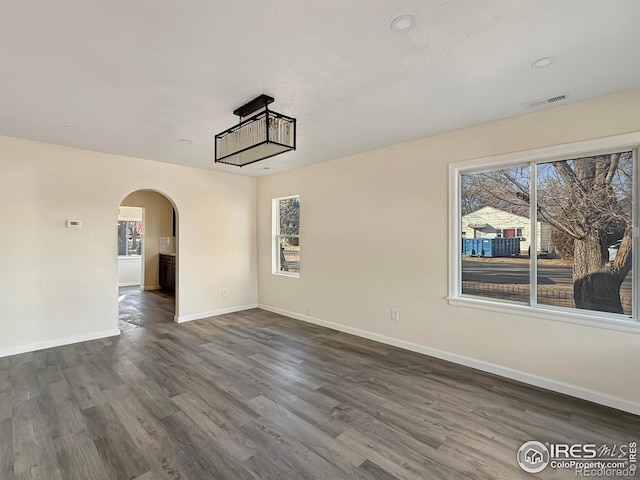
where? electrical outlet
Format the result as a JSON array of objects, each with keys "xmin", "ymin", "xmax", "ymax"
[
  {"xmin": 391, "ymin": 308, "xmax": 399, "ymax": 321},
  {"xmin": 222, "ymin": 288, "xmax": 228, "ymax": 297}
]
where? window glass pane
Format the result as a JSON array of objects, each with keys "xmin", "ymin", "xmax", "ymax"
[
  {"xmin": 117, "ymin": 221, "xmax": 142, "ymax": 256},
  {"xmin": 278, "ymin": 236, "xmax": 299, "ymax": 273},
  {"xmin": 461, "ymin": 166, "xmax": 530, "ymax": 303},
  {"xmin": 279, "ymin": 197, "xmax": 300, "ymax": 236},
  {"xmin": 118, "ymin": 221, "xmax": 127, "ymax": 255},
  {"xmin": 536, "ymin": 152, "xmax": 634, "ymax": 315}
]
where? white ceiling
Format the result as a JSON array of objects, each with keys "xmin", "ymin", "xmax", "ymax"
[{"xmin": 1, "ymin": 0, "xmax": 639, "ymax": 177}]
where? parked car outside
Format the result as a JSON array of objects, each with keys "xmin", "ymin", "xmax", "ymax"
[{"xmin": 608, "ymin": 240, "xmax": 622, "ymax": 262}]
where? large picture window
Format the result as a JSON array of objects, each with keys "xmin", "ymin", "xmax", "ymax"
[
  {"xmin": 450, "ymin": 135, "xmax": 638, "ymax": 329},
  {"xmin": 273, "ymin": 195, "xmax": 300, "ymax": 275}
]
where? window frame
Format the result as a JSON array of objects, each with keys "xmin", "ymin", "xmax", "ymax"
[
  {"xmin": 448, "ymin": 132, "xmax": 640, "ymax": 333},
  {"xmin": 272, "ymin": 195, "xmax": 300, "ymax": 277}
]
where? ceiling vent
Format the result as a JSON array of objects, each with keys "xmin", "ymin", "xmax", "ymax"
[{"xmin": 524, "ymin": 92, "xmax": 570, "ymax": 109}]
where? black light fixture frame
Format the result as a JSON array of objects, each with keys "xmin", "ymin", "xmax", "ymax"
[
  {"xmin": 215, "ymin": 94, "xmax": 297, "ymax": 167},
  {"xmin": 233, "ymin": 94, "xmax": 274, "ymax": 117}
]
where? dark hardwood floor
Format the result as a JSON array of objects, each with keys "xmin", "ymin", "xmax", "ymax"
[
  {"xmin": 118, "ymin": 286, "xmax": 175, "ymax": 327},
  {"xmin": 1, "ymin": 290, "xmax": 637, "ymax": 479}
]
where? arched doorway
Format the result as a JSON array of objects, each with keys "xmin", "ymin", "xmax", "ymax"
[{"xmin": 117, "ymin": 189, "xmax": 178, "ymax": 327}]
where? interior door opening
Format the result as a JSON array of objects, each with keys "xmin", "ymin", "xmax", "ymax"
[{"xmin": 117, "ymin": 189, "xmax": 178, "ymax": 328}]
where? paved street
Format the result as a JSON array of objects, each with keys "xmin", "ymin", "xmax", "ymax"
[{"xmin": 462, "ymin": 258, "xmax": 632, "ymax": 291}]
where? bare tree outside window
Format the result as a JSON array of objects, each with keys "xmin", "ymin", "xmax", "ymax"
[{"xmin": 536, "ymin": 153, "xmax": 633, "ymax": 313}]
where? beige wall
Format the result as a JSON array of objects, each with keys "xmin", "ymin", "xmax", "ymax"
[
  {"xmin": 0, "ymin": 136, "xmax": 257, "ymax": 354},
  {"xmin": 1, "ymin": 89, "xmax": 638, "ymax": 412},
  {"xmin": 118, "ymin": 206, "xmax": 143, "ymax": 222},
  {"xmin": 256, "ymin": 89, "xmax": 640, "ymax": 412},
  {"xmin": 121, "ymin": 191, "xmax": 173, "ymax": 289}
]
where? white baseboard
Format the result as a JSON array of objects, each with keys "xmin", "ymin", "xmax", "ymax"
[
  {"xmin": 119, "ymin": 282, "xmax": 141, "ymax": 287},
  {"xmin": 0, "ymin": 329, "xmax": 121, "ymax": 358},
  {"xmin": 142, "ymin": 285, "xmax": 162, "ymax": 291},
  {"xmin": 176, "ymin": 304, "xmax": 258, "ymax": 323},
  {"xmin": 257, "ymin": 304, "xmax": 640, "ymax": 416}
]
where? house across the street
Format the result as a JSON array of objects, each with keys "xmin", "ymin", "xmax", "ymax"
[{"xmin": 461, "ymin": 206, "xmax": 555, "ymax": 255}]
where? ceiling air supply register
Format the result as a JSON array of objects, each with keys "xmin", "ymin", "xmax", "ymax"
[{"xmin": 215, "ymin": 94, "xmax": 296, "ymax": 167}]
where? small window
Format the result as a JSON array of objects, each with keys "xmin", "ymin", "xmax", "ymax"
[
  {"xmin": 516, "ymin": 228, "xmax": 524, "ymax": 237},
  {"xmin": 118, "ymin": 221, "xmax": 142, "ymax": 256},
  {"xmin": 273, "ymin": 195, "xmax": 300, "ymax": 275}
]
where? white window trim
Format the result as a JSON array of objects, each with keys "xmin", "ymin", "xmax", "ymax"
[
  {"xmin": 448, "ymin": 132, "xmax": 640, "ymax": 334},
  {"xmin": 272, "ymin": 195, "xmax": 300, "ymax": 278}
]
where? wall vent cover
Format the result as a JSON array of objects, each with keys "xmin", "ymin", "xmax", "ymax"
[{"xmin": 524, "ymin": 92, "xmax": 570, "ymax": 109}]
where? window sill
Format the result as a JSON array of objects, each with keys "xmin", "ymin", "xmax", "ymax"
[
  {"xmin": 447, "ymin": 295, "xmax": 640, "ymax": 334},
  {"xmin": 118, "ymin": 255, "xmax": 142, "ymax": 260},
  {"xmin": 272, "ymin": 271, "xmax": 299, "ymax": 278}
]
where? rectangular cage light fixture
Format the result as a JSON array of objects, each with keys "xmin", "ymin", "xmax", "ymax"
[{"xmin": 215, "ymin": 94, "xmax": 296, "ymax": 167}]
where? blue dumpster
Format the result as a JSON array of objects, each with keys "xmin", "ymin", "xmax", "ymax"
[{"xmin": 463, "ymin": 237, "xmax": 520, "ymax": 257}]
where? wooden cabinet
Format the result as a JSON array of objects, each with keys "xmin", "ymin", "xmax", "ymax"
[{"xmin": 159, "ymin": 254, "xmax": 175, "ymax": 295}]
